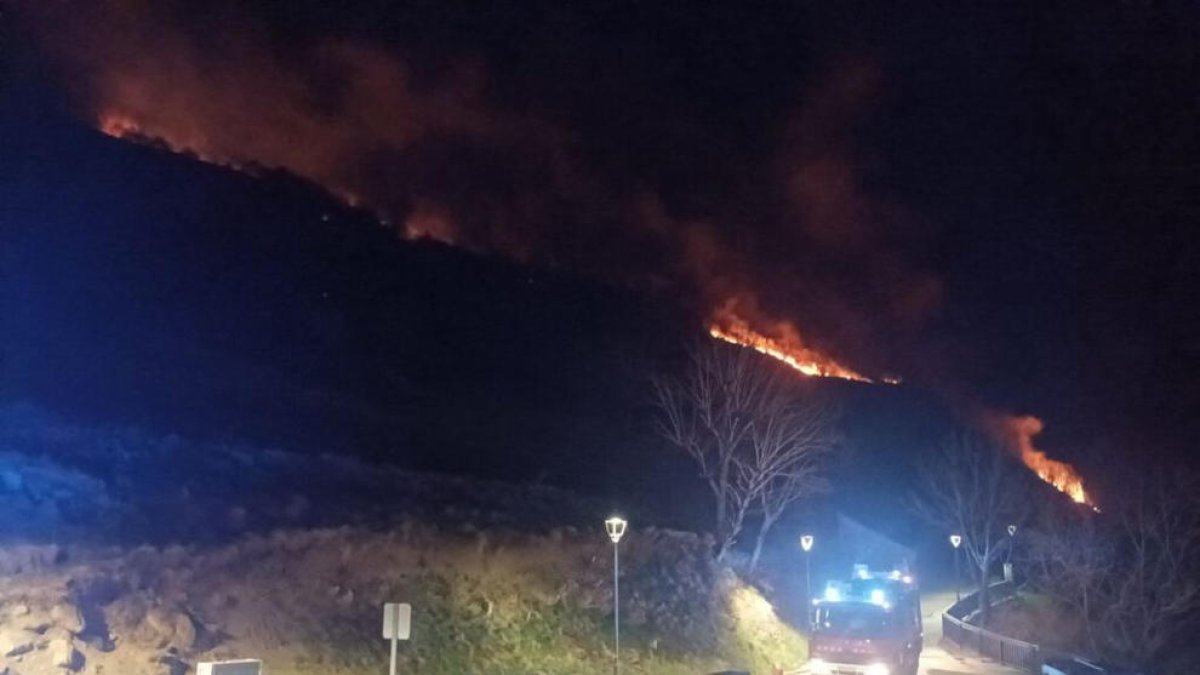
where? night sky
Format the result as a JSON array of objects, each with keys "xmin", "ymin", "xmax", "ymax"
[{"xmin": 3, "ymin": 0, "xmax": 1199, "ymax": 482}]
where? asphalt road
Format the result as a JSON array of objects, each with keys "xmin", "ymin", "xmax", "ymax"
[
  {"xmin": 915, "ymin": 591, "xmax": 1026, "ymax": 675},
  {"xmin": 792, "ymin": 590, "xmax": 1027, "ymax": 675}
]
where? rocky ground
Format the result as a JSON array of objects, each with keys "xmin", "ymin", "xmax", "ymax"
[
  {"xmin": 0, "ymin": 406, "xmax": 806, "ymax": 674},
  {"xmin": 0, "ymin": 525, "xmax": 805, "ymax": 675},
  {"xmin": 0, "ymin": 404, "xmax": 611, "ymax": 546}
]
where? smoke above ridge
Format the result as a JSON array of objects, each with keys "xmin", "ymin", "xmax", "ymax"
[
  {"xmin": 8, "ymin": 0, "xmax": 1109, "ymax": 502},
  {"xmin": 13, "ymin": 0, "xmax": 949, "ymax": 379}
]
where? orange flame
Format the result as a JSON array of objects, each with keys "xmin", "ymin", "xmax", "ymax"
[
  {"xmin": 97, "ymin": 102, "xmax": 1091, "ymax": 508},
  {"xmin": 712, "ymin": 308, "xmax": 1094, "ymax": 507},
  {"xmin": 707, "ymin": 307, "xmax": 872, "ymax": 383},
  {"xmin": 99, "ymin": 111, "xmax": 242, "ymax": 171},
  {"xmin": 98, "ymin": 111, "xmax": 447, "ymax": 244},
  {"xmin": 991, "ymin": 414, "xmax": 1091, "ymax": 505},
  {"xmin": 99, "ymin": 113, "xmax": 142, "ymax": 139}
]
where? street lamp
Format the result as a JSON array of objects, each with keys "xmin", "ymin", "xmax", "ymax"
[
  {"xmin": 1005, "ymin": 524, "xmax": 1018, "ymax": 579},
  {"xmin": 800, "ymin": 534, "xmax": 814, "ymax": 613},
  {"xmin": 605, "ymin": 516, "xmax": 628, "ymax": 675},
  {"xmin": 949, "ymin": 534, "xmax": 963, "ymax": 602}
]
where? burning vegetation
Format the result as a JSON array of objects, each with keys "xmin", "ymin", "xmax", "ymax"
[
  {"xmin": 708, "ymin": 314, "xmax": 871, "ymax": 383},
  {"xmin": 22, "ymin": 0, "xmax": 1096, "ymax": 508},
  {"xmin": 987, "ymin": 413, "xmax": 1092, "ymax": 506},
  {"xmin": 710, "ymin": 316, "xmax": 1094, "ymax": 505},
  {"xmin": 91, "ymin": 34, "xmax": 1092, "ymax": 510},
  {"xmin": 704, "ymin": 297, "xmax": 1093, "ymax": 505}
]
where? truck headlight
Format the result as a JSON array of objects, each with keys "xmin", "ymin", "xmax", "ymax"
[
  {"xmin": 864, "ymin": 663, "xmax": 890, "ymax": 675},
  {"xmin": 809, "ymin": 657, "xmax": 830, "ymax": 674}
]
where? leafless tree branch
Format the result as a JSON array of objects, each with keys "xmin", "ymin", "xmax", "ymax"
[
  {"xmin": 1025, "ymin": 471, "xmax": 1200, "ymax": 670},
  {"xmin": 911, "ymin": 428, "xmax": 1032, "ymax": 624},
  {"xmin": 652, "ymin": 341, "xmax": 837, "ymax": 563}
]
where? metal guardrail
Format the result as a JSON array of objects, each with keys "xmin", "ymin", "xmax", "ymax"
[
  {"xmin": 943, "ymin": 609, "xmax": 1040, "ymax": 670},
  {"xmin": 941, "ymin": 582, "xmax": 1122, "ymax": 674},
  {"xmin": 942, "ymin": 581, "xmax": 1042, "ymax": 671}
]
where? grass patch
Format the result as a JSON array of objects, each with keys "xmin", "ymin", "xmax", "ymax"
[{"xmin": 366, "ymin": 573, "xmax": 807, "ymax": 674}]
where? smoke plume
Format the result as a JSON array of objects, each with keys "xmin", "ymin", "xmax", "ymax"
[
  {"xmin": 14, "ymin": 0, "xmax": 946, "ymax": 378},
  {"xmin": 983, "ymin": 412, "xmax": 1091, "ymax": 506},
  {"xmin": 12, "ymin": 1, "xmax": 1096, "ymax": 497}
]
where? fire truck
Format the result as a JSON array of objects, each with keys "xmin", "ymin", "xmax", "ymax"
[{"xmin": 808, "ymin": 568, "xmax": 923, "ymax": 675}]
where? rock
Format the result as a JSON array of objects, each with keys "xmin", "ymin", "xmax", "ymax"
[
  {"xmin": 155, "ymin": 654, "xmax": 189, "ymax": 675},
  {"xmin": 47, "ymin": 635, "xmax": 77, "ymax": 669},
  {"xmin": 140, "ymin": 609, "xmax": 176, "ymax": 646},
  {"xmin": 51, "ymin": 604, "xmax": 85, "ymax": 634},
  {"xmin": 19, "ymin": 613, "xmax": 52, "ymax": 633},
  {"xmin": 0, "ymin": 628, "xmax": 34, "ymax": 657},
  {"xmin": 170, "ymin": 613, "xmax": 196, "ymax": 651},
  {"xmin": 134, "ymin": 608, "xmax": 196, "ymax": 651}
]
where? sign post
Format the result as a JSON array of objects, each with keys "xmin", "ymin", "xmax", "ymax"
[{"xmin": 382, "ymin": 602, "xmax": 412, "ymax": 675}]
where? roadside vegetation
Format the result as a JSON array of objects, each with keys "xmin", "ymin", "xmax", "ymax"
[
  {"xmin": 0, "ymin": 525, "xmax": 806, "ymax": 675},
  {"xmin": 0, "ymin": 405, "xmax": 807, "ymax": 675},
  {"xmin": 1023, "ymin": 474, "xmax": 1200, "ymax": 674}
]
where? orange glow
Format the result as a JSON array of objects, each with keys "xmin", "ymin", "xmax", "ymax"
[
  {"xmin": 99, "ymin": 113, "xmax": 142, "ymax": 139},
  {"xmin": 707, "ymin": 306, "xmax": 872, "ymax": 383},
  {"xmin": 96, "ymin": 97, "xmax": 1090, "ymax": 510},
  {"xmin": 710, "ymin": 306, "xmax": 1093, "ymax": 507},
  {"xmin": 99, "ymin": 111, "xmax": 233, "ymax": 169},
  {"xmin": 97, "ymin": 110, "xmax": 443, "ymax": 242},
  {"xmin": 990, "ymin": 414, "xmax": 1091, "ymax": 505}
]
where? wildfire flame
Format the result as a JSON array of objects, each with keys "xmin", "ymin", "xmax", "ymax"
[
  {"xmin": 99, "ymin": 111, "xmax": 244, "ymax": 172},
  {"xmin": 98, "ymin": 100, "xmax": 1094, "ymax": 509},
  {"xmin": 990, "ymin": 414, "xmax": 1091, "ymax": 506},
  {"xmin": 99, "ymin": 113, "xmax": 142, "ymax": 140},
  {"xmin": 712, "ymin": 308, "xmax": 1095, "ymax": 508},
  {"xmin": 707, "ymin": 308, "xmax": 873, "ymax": 383}
]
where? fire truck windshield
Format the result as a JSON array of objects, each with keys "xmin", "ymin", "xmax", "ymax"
[{"xmin": 814, "ymin": 603, "xmax": 895, "ymax": 638}]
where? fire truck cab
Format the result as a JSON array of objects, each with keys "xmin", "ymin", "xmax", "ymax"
[{"xmin": 808, "ymin": 569, "xmax": 922, "ymax": 675}]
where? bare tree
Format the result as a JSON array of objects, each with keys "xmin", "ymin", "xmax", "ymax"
[
  {"xmin": 653, "ymin": 342, "xmax": 835, "ymax": 561},
  {"xmin": 912, "ymin": 429, "xmax": 1031, "ymax": 625},
  {"xmin": 741, "ymin": 396, "xmax": 836, "ymax": 570},
  {"xmin": 1026, "ymin": 473, "xmax": 1200, "ymax": 670},
  {"xmin": 1100, "ymin": 475, "xmax": 1200, "ymax": 667},
  {"xmin": 1025, "ymin": 505, "xmax": 1113, "ymax": 653}
]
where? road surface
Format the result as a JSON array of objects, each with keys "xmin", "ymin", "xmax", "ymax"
[
  {"xmin": 914, "ymin": 590, "xmax": 1026, "ymax": 675},
  {"xmin": 792, "ymin": 590, "xmax": 1026, "ymax": 675}
]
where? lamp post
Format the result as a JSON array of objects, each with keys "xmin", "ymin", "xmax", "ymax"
[
  {"xmin": 605, "ymin": 516, "xmax": 628, "ymax": 675},
  {"xmin": 800, "ymin": 534, "xmax": 815, "ymax": 612},
  {"xmin": 949, "ymin": 534, "xmax": 963, "ymax": 602},
  {"xmin": 1005, "ymin": 524, "xmax": 1018, "ymax": 581}
]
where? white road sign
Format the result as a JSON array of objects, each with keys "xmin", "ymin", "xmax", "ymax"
[
  {"xmin": 383, "ymin": 602, "xmax": 412, "ymax": 640},
  {"xmin": 197, "ymin": 660, "xmax": 262, "ymax": 675}
]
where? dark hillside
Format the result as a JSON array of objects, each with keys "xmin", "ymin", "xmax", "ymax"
[{"xmin": 1, "ymin": 91, "xmax": 954, "ymax": 560}]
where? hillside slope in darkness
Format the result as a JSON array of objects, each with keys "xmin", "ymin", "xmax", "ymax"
[
  {"xmin": 1, "ymin": 94, "xmax": 955, "ymax": 572},
  {"xmin": 1, "ymin": 97, "xmax": 717, "ymax": 527}
]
